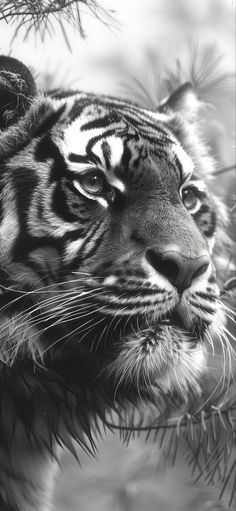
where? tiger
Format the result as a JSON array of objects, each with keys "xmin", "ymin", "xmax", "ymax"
[{"xmin": 0, "ymin": 55, "xmax": 230, "ymax": 511}]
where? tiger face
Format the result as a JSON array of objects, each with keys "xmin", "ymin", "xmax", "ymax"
[{"xmin": 0, "ymin": 57, "xmax": 221, "ymax": 403}]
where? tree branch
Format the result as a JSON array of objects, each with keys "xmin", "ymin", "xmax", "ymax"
[{"xmin": 0, "ymin": 0, "xmax": 116, "ymax": 42}]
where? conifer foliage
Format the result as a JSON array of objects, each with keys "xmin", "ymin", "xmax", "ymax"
[{"xmin": 0, "ymin": 0, "xmax": 114, "ymax": 45}]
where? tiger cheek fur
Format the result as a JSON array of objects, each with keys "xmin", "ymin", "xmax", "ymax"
[{"xmin": 0, "ymin": 57, "xmax": 226, "ymax": 510}]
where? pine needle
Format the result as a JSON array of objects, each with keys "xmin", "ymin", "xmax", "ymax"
[
  {"xmin": 213, "ymin": 165, "xmax": 236, "ymax": 177},
  {"xmin": 0, "ymin": 0, "xmax": 117, "ymax": 44},
  {"xmin": 120, "ymin": 43, "xmax": 235, "ymax": 109}
]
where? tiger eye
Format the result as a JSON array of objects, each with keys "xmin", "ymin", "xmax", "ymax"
[
  {"xmin": 182, "ymin": 187, "xmax": 198, "ymax": 211},
  {"xmin": 80, "ymin": 170, "xmax": 105, "ymax": 194}
]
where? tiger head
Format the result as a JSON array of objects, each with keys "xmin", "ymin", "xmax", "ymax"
[{"xmin": 0, "ymin": 56, "xmax": 225, "ymax": 404}]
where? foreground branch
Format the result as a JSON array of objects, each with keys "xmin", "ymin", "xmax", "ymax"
[{"xmin": 0, "ymin": 0, "xmax": 116, "ymax": 44}]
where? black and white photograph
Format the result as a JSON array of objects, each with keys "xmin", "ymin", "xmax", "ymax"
[{"xmin": 0, "ymin": 1, "xmax": 235, "ymax": 510}]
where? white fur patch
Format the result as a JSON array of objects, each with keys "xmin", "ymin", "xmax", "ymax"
[
  {"xmin": 172, "ymin": 143, "xmax": 194, "ymax": 179},
  {"xmin": 103, "ymin": 276, "xmax": 117, "ymax": 286},
  {"xmin": 0, "ymin": 182, "xmax": 19, "ymax": 256},
  {"xmin": 65, "ymin": 238, "xmax": 84, "ymax": 262},
  {"xmin": 0, "ymin": 211, "xmax": 19, "ymax": 256},
  {"xmin": 97, "ymin": 197, "xmax": 108, "ymax": 208},
  {"xmin": 63, "ymin": 118, "xmax": 104, "ymax": 157},
  {"xmin": 69, "ymin": 161, "xmax": 93, "ymax": 174},
  {"xmin": 108, "ymin": 174, "xmax": 126, "ymax": 193},
  {"xmin": 159, "ymin": 342, "xmax": 205, "ymax": 397},
  {"xmin": 108, "ymin": 136, "xmax": 124, "ymax": 167}
]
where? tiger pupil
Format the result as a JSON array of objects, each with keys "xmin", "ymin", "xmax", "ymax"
[{"xmin": 89, "ymin": 175, "xmax": 98, "ymax": 186}]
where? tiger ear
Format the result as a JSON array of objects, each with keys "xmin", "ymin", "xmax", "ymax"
[
  {"xmin": 158, "ymin": 82, "xmax": 200, "ymax": 121},
  {"xmin": 0, "ymin": 56, "xmax": 37, "ymax": 130},
  {"xmin": 158, "ymin": 82, "xmax": 215, "ymax": 179}
]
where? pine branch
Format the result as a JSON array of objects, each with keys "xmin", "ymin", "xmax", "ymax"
[
  {"xmin": 105, "ymin": 387, "xmax": 236, "ymax": 506},
  {"xmin": 0, "ymin": 0, "xmax": 116, "ymax": 44},
  {"xmin": 213, "ymin": 165, "xmax": 236, "ymax": 176},
  {"xmin": 120, "ymin": 44, "xmax": 235, "ymax": 109}
]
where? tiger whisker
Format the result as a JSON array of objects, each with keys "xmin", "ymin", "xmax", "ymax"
[
  {"xmin": 1, "ymin": 285, "xmax": 107, "ymax": 325},
  {"xmin": 216, "ymin": 299, "xmax": 236, "ymax": 322},
  {"xmin": 0, "ymin": 296, "xmax": 111, "ymax": 356},
  {"xmin": 0, "ymin": 284, "xmax": 105, "ymax": 322}
]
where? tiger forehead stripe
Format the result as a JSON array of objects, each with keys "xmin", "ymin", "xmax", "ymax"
[
  {"xmin": 91, "ymin": 136, "xmax": 124, "ymax": 169},
  {"xmin": 172, "ymin": 143, "xmax": 194, "ymax": 179},
  {"xmin": 63, "ymin": 115, "xmax": 125, "ymax": 156},
  {"xmin": 92, "ymin": 137, "xmax": 126, "ymax": 192},
  {"xmin": 63, "ymin": 120, "xmax": 126, "ymax": 192}
]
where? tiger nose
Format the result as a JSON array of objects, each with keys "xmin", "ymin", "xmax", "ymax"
[{"xmin": 145, "ymin": 248, "xmax": 210, "ymax": 291}]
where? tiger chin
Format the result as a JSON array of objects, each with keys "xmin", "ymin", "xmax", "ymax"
[{"xmin": 0, "ymin": 55, "xmax": 226, "ymax": 510}]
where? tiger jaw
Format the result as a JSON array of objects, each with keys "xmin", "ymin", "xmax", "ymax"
[{"xmin": 103, "ymin": 302, "xmax": 213, "ymax": 399}]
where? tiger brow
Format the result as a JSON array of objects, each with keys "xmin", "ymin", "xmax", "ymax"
[
  {"xmin": 172, "ymin": 145, "xmax": 194, "ymax": 182},
  {"xmin": 68, "ymin": 152, "xmax": 100, "ymax": 165}
]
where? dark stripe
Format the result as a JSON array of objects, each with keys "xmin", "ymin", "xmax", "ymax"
[
  {"xmin": 208, "ymin": 274, "xmax": 216, "ymax": 284},
  {"xmin": 0, "ymin": 289, "xmax": 32, "ymax": 311},
  {"xmin": 68, "ymin": 220, "xmax": 104, "ymax": 268},
  {"xmin": 195, "ymin": 292, "xmax": 216, "ymax": 302},
  {"xmin": 64, "ymin": 226, "xmax": 88, "ymax": 241},
  {"xmin": 194, "ymin": 204, "xmax": 210, "ymax": 217},
  {"xmin": 86, "ymin": 129, "xmax": 122, "ymax": 156},
  {"xmin": 81, "ymin": 221, "xmax": 106, "ymax": 259},
  {"xmin": 188, "ymin": 301, "xmax": 215, "ymax": 315},
  {"xmin": 193, "ymin": 206, "xmax": 216, "ymax": 238},
  {"xmin": 203, "ymin": 211, "xmax": 217, "ymax": 238},
  {"xmin": 35, "ymin": 135, "xmax": 68, "ymax": 182},
  {"xmin": 121, "ymin": 144, "xmax": 132, "ymax": 170},
  {"xmin": 66, "ymin": 97, "xmax": 96, "ymax": 123},
  {"xmin": 33, "ymin": 104, "xmax": 66, "ymax": 137},
  {"xmin": 48, "ymin": 89, "xmax": 78, "ymax": 99},
  {"xmin": 174, "ymin": 155, "xmax": 183, "ymax": 183},
  {"xmin": 68, "ymin": 152, "xmax": 100, "ymax": 165},
  {"xmin": 101, "ymin": 140, "xmax": 111, "ymax": 170},
  {"xmin": 52, "ymin": 183, "xmax": 80, "ymax": 223},
  {"xmin": 194, "ymin": 190, "xmax": 208, "ymax": 199},
  {"xmin": 138, "ymin": 132, "xmax": 170, "ymax": 148},
  {"xmin": 0, "ymin": 180, "xmax": 4, "ymax": 222},
  {"xmin": 81, "ymin": 233, "xmax": 104, "ymax": 261},
  {"xmin": 13, "ymin": 167, "xmax": 39, "ymax": 227},
  {"xmin": 81, "ymin": 113, "xmax": 119, "ymax": 131},
  {"xmin": 13, "ymin": 234, "xmax": 61, "ymax": 262},
  {"xmin": 132, "ymin": 146, "xmax": 144, "ymax": 169},
  {"xmin": 151, "ymin": 147, "xmax": 169, "ymax": 161},
  {"xmin": 118, "ymin": 112, "xmax": 170, "ymax": 142}
]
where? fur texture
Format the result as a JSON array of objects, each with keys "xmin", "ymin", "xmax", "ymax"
[{"xmin": 0, "ymin": 56, "xmax": 231, "ymax": 510}]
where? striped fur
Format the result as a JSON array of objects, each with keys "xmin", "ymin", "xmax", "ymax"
[{"xmin": 0, "ymin": 58, "xmax": 229, "ymax": 510}]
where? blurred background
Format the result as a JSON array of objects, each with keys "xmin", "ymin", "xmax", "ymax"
[{"xmin": 0, "ymin": 1, "xmax": 235, "ymax": 509}]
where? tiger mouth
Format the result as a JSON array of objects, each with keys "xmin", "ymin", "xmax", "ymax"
[
  {"xmin": 161, "ymin": 309, "xmax": 203, "ymax": 335},
  {"xmin": 121, "ymin": 307, "xmax": 206, "ymax": 344},
  {"xmin": 157, "ymin": 312, "xmax": 205, "ymax": 338}
]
